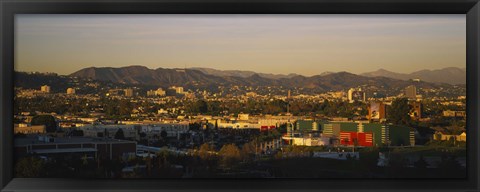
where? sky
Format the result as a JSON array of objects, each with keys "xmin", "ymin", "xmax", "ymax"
[{"xmin": 15, "ymin": 14, "xmax": 466, "ymax": 76}]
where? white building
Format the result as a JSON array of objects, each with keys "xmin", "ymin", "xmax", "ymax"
[{"xmin": 347, "ymin": 88, "xmax": 366, "ymax": 103}]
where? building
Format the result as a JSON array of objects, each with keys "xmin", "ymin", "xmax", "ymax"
[
  {"xmin": 405, "ymin": 85, "xmax": 417, "ymax": 100},
  {"xmin": 147, "ymin": 90, "xmax": 156, "ymax": 97},
  {"xmin": 295, "ymin": 120, "xmax": 324, "ymax": 133},
  {"xmin": 40, "ymin": 85, "xmax": 50, "ymax": 93},
  {"xmin": 238, "ymin": 113, "xmax": 249, "ymax": 121},
  {"xmin": 368, "ymin": 101, "xmax": 387, "ymax": 121},
  {"xmin": 283, "ymin": 121, "xmax": 412, "ymax": 147},
  {"xmin": 434, "ymin": 131, "xmax": 466, "ymax": 142},
  {"xmin": 15, "ymin": 135, "xmax": 136, "ymax": 160},
  {"xmin": 140, "ymin": 123, "xmax": 189, "ymax": 139},
  {"xmin": 82, "ymin": 125, "xmax": 139, "ymax": 140},
  {"xmin": 442, "ymin": 110, "xmax": 466, "ymax": 118},
  {"xmin": 124, "ymin": 88, "xmax": 134, "ymax": 97},
  {"xmin": 155, "ymin": 88, "xmax": 166, "ymax": 96},
  {"xmin": 14, "ymin": 124, "xmax": 46, "ymax": 134},
  {"xmin": 347, "ymin": 88, "xmax": 366, "ymax": 103},
  {"xmin": 66, "ymin": 88, "xmax": 75, "ymax": 95},
  {"xmin": 80, "ymin": 123, "xmax": 189, "ymax": 140},
  {"xmin": 168, "ymin": 86, "xmax": 184, "ymax": 95},
  {"xmin": 290, "ymin": 135, "xmax": 330, "ymax": 146},
  {"xmin": 321, "ymin": 122, "xmax": 414, "ymax": 147},
  {"xmin": 147, "ymin": 88, "xmax": 166, "ymax": 97}
]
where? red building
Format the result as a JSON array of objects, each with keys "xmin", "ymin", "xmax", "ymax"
[
  {"xmin": 260, "ymin": 125, "xmax": 276, "ymax": 132},
  {"xmin": 339, "ymin": 131, "xmax": 373, "ymax": 146}
]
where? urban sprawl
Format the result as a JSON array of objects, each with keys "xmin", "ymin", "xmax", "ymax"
[{"xmin": 14, "ymin": 74, "xmax": 467, "ymax": 178}]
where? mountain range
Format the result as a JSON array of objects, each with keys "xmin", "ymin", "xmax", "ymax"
[
  {"xmin": 68, "ymin": 65, "xmax": 452, "ymax": 92},
  {"xmin": 360, "ymin": 67, "xmax": 466, "ymax": 85},
  {"xmin": 189, "ymin": 67, "xmax": 300, "ymax": 79}
]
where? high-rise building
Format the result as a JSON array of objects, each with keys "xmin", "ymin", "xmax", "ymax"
[
  {"xmin": 124, "ymin": 88, "xmax": 134, "ymax": 97},
  {"xmin": 405, "ymin": 85, "xmax": 417, "ymax": 100},
  {"xmin": 175, "ymin": 87, "xmax": 184, "ymax": 94},
  {"xmin": 66, "ymin": 88, "xmax": 75, "ymax": 95},
  {"xmin": 40, "ymin": 85, "xmax": 50, "ymax": 93}
]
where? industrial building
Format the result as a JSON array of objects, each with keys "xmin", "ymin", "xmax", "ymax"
[
  {"xmin": 15, "ymin": 135, "xmax": 136, "ymax": 160},
  {"xmin": 284, "ymin": 120, "xmax": 415, "ymax": 147}
]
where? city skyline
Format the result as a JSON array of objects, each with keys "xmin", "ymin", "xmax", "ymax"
[{"xmin": 16, "ymin": 14, "xmax": 465, "ymax": 76}]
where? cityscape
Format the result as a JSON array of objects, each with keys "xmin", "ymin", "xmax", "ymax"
[{"xmin": 13, "ymin": 15, "xmax": 466, "ymax": 179}]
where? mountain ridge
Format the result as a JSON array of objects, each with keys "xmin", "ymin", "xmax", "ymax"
[
  {"xmin": 360, "ymin": 67, "xmax": 465, "ymax": 85},
  {"xmin": 68, "ymin": 65, "xmax": 449, "ymax": 92}
]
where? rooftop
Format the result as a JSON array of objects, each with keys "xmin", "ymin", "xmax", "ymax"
[{"xmin": 15, "ymin": 135, "xmax": 135, "ymax": 146}]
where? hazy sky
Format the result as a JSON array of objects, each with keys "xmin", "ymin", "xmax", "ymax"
[{"xmin": 15, "ymin": 14, "xmax": 466, "ymax": 76}]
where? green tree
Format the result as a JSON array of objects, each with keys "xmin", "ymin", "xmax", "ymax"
[
  {"xmin": 114, "ymin": 128, "xmax": 125, "ymax": 140},
  {"xmin": 192, "ymin": 100, "xmax": 208, "ymax": 114},
  {"xmin": 241, "ymin": 142, "xmax": 256, "ymax": 161},
  {"xmin": 388, "ymin": 98, "xmax": 412, "ymax": 125},
  {"xmin": 198, "ymin": 143, "xmax": 214, "ymax": 161},
  {"xmin": 31, "ymin": 115, "xmax": 57, "ymax": 133},
  {"xmin": 219, "ymin": 144, "xmax": 241, "ymax": 168},
  {"xmin": 15, "ymin": 157, "xmax": 45, "ymax": 177},
  {"xmin": 118, "ymin": 100, "xmax": 133, "ymax": 116},
  {"xmin": 414, "ymin": 156, "xmax": 429, "ymax": 169},
  {"xmin": 160, "ymin": 130, "xmax": 168, "ymax": 140}
]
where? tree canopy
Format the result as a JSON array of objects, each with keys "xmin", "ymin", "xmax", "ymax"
[
  {"xmin": 388, "ymin": 98, "xmax": 412, "ymax": 125},
  {"xmin": 114, "ymin": 128, "xmax": 125, "ymax": 140},
  {"xmin": 31, "ymin": 115, "xmax": 57, "ymax": 133}
]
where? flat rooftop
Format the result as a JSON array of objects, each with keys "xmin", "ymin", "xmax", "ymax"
[{"xmin": 15, "ymin": 135, "xmax": 136, "ymax": 146}]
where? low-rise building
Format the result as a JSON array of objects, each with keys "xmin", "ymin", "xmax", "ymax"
[
  {"xmin": 434, "ymin": 131, "xmax": 466, "ymax": 142},
  {"xmin": 14, "ymin": 124, "xmax": 46, "ymax": 134},
  {"xmin": 15, "ymin": 135, "xmax": 136, "ymax": 160}
]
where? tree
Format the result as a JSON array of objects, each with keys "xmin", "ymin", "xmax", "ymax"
[
  {"xmin": 31, "ymin": 115, "xmax": 57, "ymax": 133},
  {"xmin": 198, "ymin": 143, "xmax": 214, "ymax": 160},
  {"xmin": 70, "ymin": 130, "xmax": 84, "ymax": 137},
  {"xmin": 191, "ymin": 100, "xmax": 208, "ymax": 114},
  {"xmin": 241, "ymin": 142, "xmax": 256, "ymax": 161},
  {"xmin": 219, "ymin": 144, "xmax": 241, "ymax": 168},
  {"xmin": 414, "ymin": 156, "xmax": 429, "ymax": 169},
  {"xmin": 15, "ymin": 157, "xmax": 45, "ymax": 177},
  {"xmin": 114, "ymin": 128, "xmax": 125, "ymax": 140},
  {"xmin": 118, "ymin": 100, "xmax": 133, "ymax": 116},
  {"xmin": 160, "ymin": 130, "xmax": 168, "ymax": 140},
  {"xmin": 388, "ymin": 98, "xmax": 412, "ymax": 125}
]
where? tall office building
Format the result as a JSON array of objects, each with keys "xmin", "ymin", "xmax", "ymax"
[
  {"xmin": 347, "ymin": 88, "xmax": 366, "ymax": 103},
  {"xmin": 175, "ymin": 87, "xmax": 184, "ymax": 94},
  {"xmin": 124, "ymin": 88, "xmax": 134, "ymax": 97},
  {"xmin": 405, "ymin": 85, "xmax": 417, "ymax": 100}
]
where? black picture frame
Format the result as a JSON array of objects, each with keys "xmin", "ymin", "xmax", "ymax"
[{"xmin": 1, "ymin": 0, "xmax": 479, "ymax": 191}]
